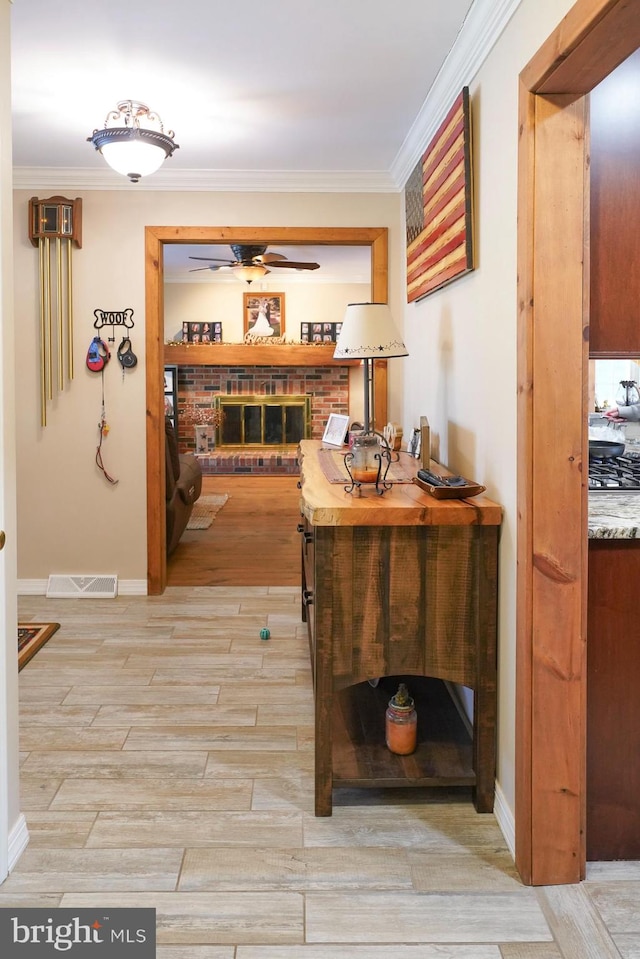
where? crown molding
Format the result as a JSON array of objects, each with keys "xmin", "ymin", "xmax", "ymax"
[
  {"xmin": 12, "ymin": 166, "xmax": 398, "ymax": 193},
  {"xmin": 390, "ymin": 0, "xmax": 523, "ymax": 189}
]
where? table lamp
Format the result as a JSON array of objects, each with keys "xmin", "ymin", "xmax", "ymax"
[{"xmin": 333, "ymin": 302, "xmax": 408, "ymax": 493}]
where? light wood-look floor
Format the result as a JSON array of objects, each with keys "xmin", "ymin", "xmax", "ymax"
[
  {"xmin": 167, "ymin": 475, "xmax": 301, "ymax": 587},
  {"xmin": 7, "ymin": 586, "xmax": 640, "ymax": 957}
]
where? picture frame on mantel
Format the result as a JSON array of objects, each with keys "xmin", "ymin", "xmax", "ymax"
[
  {"xmin": 405, "ymin": 86, "xmax": 474, "ymax": 302},
  {"xmin": 244, "ymin": 293, "xmax": 285, "ymax": 337}
]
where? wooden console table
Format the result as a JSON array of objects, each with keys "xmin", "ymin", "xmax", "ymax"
[{"xmin": 297, "ymin": 440, "xmax": 502, "ymax": 816}]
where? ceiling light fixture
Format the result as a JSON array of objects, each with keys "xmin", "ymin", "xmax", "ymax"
[
  {"xmin": 87, "ymin": 100, "xmax": 179, "ymax": 183},
  {"xmin": 231, "ymin": 264, "xmax": 269, "ymax": 285}
]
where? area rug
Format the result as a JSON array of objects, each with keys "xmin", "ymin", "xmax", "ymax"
[
  {"xmin": 18, "ymin": 622, "xmax": 60, "ymax": 671},
  {"xmin": 186, "ymin": 493, "xmax": 229, "ymax": 530}
]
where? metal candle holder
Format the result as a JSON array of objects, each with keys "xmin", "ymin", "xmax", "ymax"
[{"xmin": 344, "ymin": 431, "xmax": 392, "ymax": 496}]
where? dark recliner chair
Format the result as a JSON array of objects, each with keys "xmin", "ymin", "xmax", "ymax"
[{"xmin": 165, "ymin": 416, "xmax": 202, "ymax": 555}]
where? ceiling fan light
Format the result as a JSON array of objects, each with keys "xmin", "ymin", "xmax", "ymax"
[
  {"xmin": 88, "ymin": 100, "xmax": 178, "ymax": 183},
  {"xmin": 232, "ymin": 264, "xmax": 269, "ymax": 284}
]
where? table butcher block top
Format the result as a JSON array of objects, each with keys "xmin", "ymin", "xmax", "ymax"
[{"xmin": 298, "ymin": 440, "xmax": 503, "ymax": 528}]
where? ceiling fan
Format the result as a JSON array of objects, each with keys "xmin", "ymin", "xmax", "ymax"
[{"xmin": 188, "ymin": 244, "xmax": 320, "ymax": 282}]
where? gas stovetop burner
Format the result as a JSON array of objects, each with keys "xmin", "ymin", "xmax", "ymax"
[{"xmin": 589, "ymin": 449, "xmax": 640, "ymax": 490}]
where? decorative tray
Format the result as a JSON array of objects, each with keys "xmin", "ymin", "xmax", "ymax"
[{"xmin": 413, "ymin": 469, "xmax": 486, "ymax": 500}]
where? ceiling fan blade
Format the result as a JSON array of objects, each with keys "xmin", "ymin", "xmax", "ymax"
[
  {"xmin": 260, "ymin": 252, "xmax": 288, "ymax": 263},
  {"xmin": 266, "ymin": 260, "xmax": 320, "ymax": 270},
  {"xmin": 188, "ymin": 256, "xmax": 236, "ymax": 264},
  {"xmin": 189, "ymin": 266, "xmax": 220, "ymax": 272}
]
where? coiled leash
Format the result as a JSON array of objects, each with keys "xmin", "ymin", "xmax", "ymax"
[
  {"xmin": 117, "ymin": 336, "xmax": 137, "ymax": 378},
  {"xmin": 86, "ymin": 337, "xmax": 119, "ymax": 485}
]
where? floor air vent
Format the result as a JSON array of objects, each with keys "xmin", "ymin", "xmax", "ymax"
[{"xmin": 46, "ymin": 574, "xmax": 118, "ymax": 599}]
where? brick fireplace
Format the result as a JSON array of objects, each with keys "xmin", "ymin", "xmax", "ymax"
[{"xmin": 176, "ymin": 363, "xmax": 350, "ymax": 474}]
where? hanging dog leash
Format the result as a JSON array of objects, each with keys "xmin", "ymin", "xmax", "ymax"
[
  {"xmin": 86, "ymin": 336, "xmax": 119, "ymax": 485},
  {"xmin": 117, "ymin": 336, "xmax": 138, "ymax": 380}
]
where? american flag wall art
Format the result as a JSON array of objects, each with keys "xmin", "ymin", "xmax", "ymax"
[{"xmin": 405, "ymin": 87, "xmax": 474, "ymax": 302}]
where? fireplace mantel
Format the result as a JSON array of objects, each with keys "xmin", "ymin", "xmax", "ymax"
[{"xmin": 164, "ymin": 342, "xmax": 360, "ymax": 368}]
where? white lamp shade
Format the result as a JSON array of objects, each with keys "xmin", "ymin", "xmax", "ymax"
[{"xmin": 333, "ymin": 302, "xmax": 408, "ymax": 359}]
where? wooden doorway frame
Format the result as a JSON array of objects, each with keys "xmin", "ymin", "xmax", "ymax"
[
  {"xmin": 516, "ymin": 0, "xmax": 640, "ymax": 884},
  {"xmin": 145, "ymin": 226, "xmax": 389, "ymax": 595}
]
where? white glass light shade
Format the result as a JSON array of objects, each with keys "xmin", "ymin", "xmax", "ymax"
[
  {"xmin": 232, "ymin": 264, "xmax": 269, "ymax": 284},
  {"xmin": 98, "ymin": 139, "xmax": 167, "ymax": 180},
  {"xmin": 333, "ymin": 302, "xmax": 408, "ymax": 359}
]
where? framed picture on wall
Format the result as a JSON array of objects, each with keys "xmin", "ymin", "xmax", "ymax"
[{"xmin": 244, "ymin": 293, "xmax": 285, "ymax": 337}]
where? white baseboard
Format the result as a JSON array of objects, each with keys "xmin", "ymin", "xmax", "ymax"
[
  {"xmin": 112, "ymin": 580, "xmax": 148, "ymax": 596},
  {"xmin": 493, "ymin": 780, "xmax": 516, "ymax": 860},
  {"xmin": 444, "ymin": 683, "xmax": 516, "ymax": 861},
  {"xmin": 18, "ymin": 579, "xmax": 148, "ymax": 596},
  {"xmin": 7, "ymin": 813, "xmax": 29, "ymax": 876}
]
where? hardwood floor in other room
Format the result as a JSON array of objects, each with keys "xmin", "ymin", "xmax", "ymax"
[{"xmin": 167, "ymin": 474, "xmax": 301, "ymax": 587}]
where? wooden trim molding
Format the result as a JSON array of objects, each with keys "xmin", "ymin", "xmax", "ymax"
[
  {"xmin": 145, "ymin": 226, "xmax": 389, "ymax": 594},
  {"xmin": 163, "ymin": 343, "xmax": 360, "ymax": 368},
  {"xmin": 516, "ymin": 0, "xmax": 640, "ymax": 885}
]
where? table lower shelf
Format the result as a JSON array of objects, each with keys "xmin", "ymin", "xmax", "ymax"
[{"xmin": 331, "ymin": 675, "xmax": 475, "ymax": 790}]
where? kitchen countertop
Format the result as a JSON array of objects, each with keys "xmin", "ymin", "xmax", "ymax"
[{"xmin": 589, "ymin": 491, "xmax": 640, "ymax": 539}]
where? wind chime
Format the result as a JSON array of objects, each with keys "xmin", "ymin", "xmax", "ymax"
[{"xmin": 28, "ymin": 196, "xmax": 82, "ymax": 426}]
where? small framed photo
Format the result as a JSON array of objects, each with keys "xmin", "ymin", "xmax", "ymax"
[
  {"xmin": 302, "ymin": 321, "xmax": 340, "ymax": 342},
  {"xmin": 322, "ymin": 413, "xmax": 350, "ymax": 448},
  {"xmin": 184, "ymin": 322, "xmax": 217, "ymax": 343},
  {"xmin": 244, "ymin": 293, "xmax": 285, "ymax": 336}
]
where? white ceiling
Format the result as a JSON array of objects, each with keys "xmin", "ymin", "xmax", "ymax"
[
  {"xmin": 10, "ymin": 0, "xmax": 481, "ymax": 282},
  {"xmin": 10, "ymin": 0, "xmax": 474, "ymax": 186}
]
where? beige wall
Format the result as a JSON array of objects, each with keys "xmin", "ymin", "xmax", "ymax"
[
  {"xmin": 164, "ymin": 280, "xmax": 371, "ymax": 422},
  {"xmin": 400, "ymin": 0, "xmax": 576, "ymax": 821},
  {"xmin": 12, "ymin": 191, "xmax": 401, "ymax": 587},
  {"xmin": 164, "ymin": 280, "xmax": 371, "ymax": 343}
]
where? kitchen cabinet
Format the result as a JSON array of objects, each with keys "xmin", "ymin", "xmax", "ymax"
[
  {"xmin": 297, "ymin": 440, "xmax": 502, "ymax": 816},
  {"xmin": 589, "ymin": 48, "xmax": 640, "ymax": 356},
  {"xmin": 587, "ymin": 536, "xmax": 640, "ymax": 859}
]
